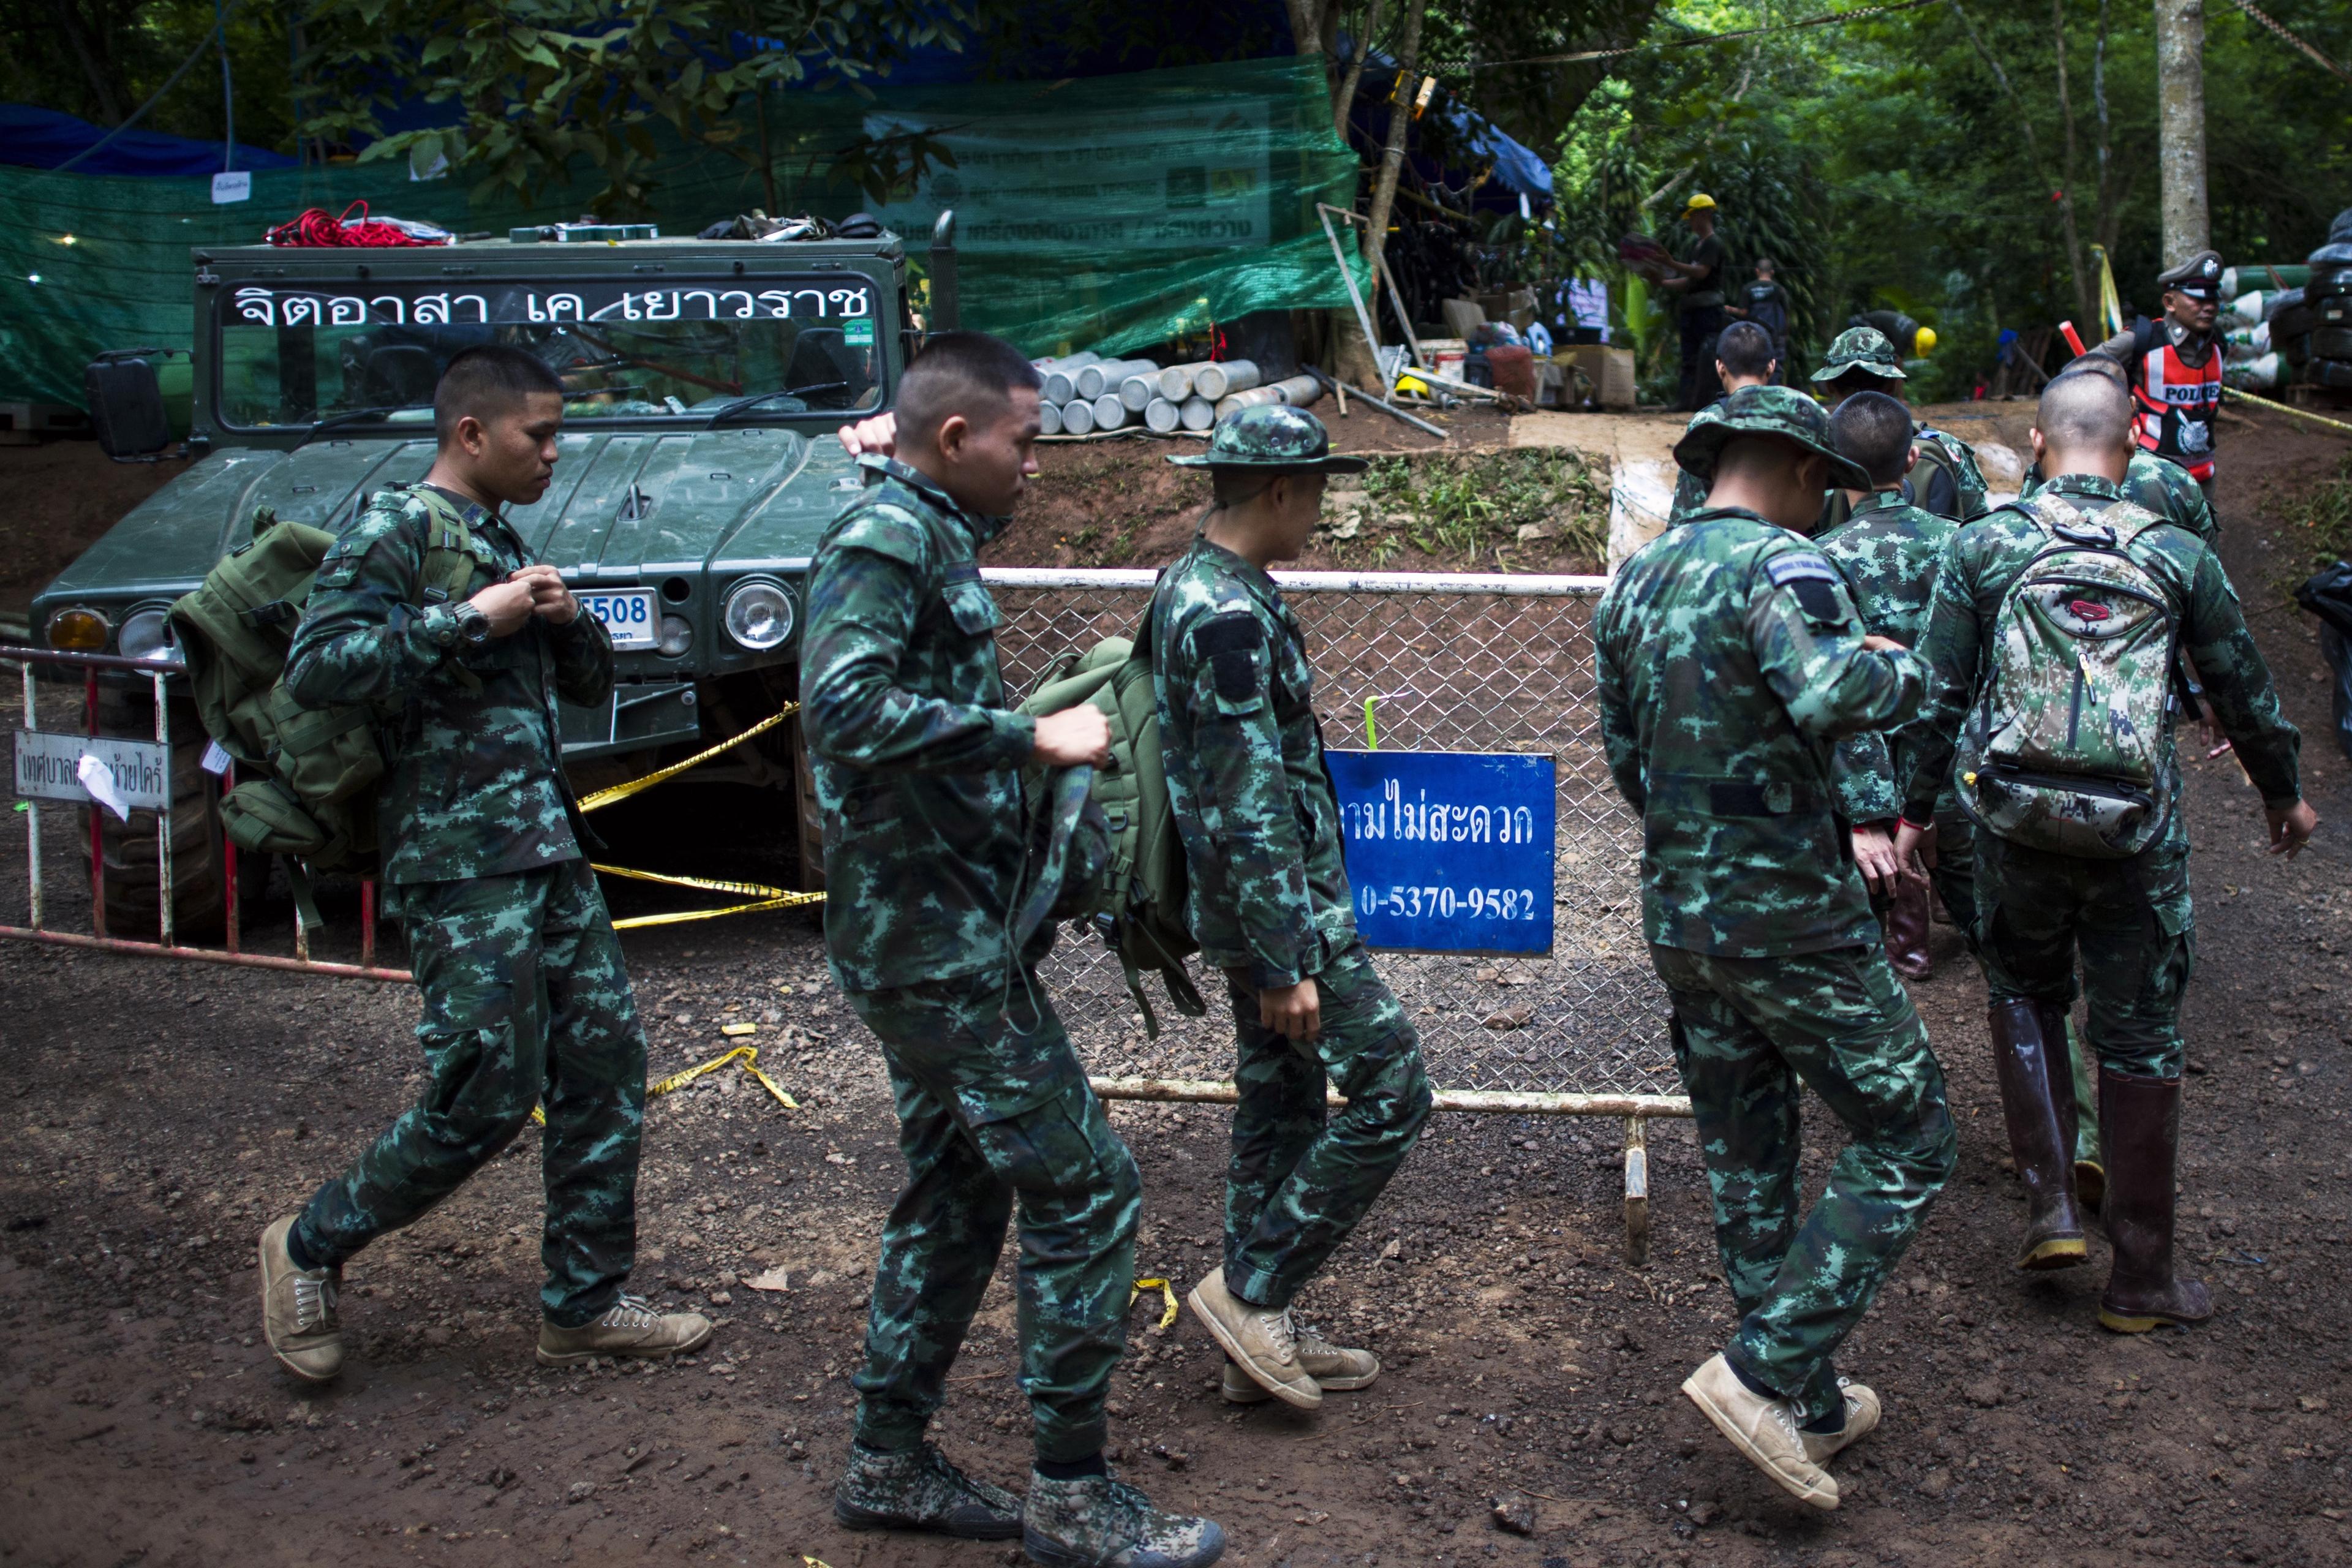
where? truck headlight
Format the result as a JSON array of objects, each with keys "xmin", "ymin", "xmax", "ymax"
[
  {"xmin": 657, "ymin": 615, "xmax": 694, "ymax": 657},
  {"xmin": 118, "ymin": 607, "xmax": 181, "ymax": 664},
  {"xmin": 722, "ymin": 579, "xmax": 794, "ymax": 651},
  {"xmin": 45, "ymin": 606, "xmax": 110, "ymax": 651}
]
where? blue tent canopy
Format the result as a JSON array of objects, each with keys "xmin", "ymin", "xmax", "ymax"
[
  {"xmin": 1340, "ymin": 45, "xmax": 1553, "ymax": 219},
  {"xmin": 0, "ymin": 103, "xmax": 296, "ymax": 178}
]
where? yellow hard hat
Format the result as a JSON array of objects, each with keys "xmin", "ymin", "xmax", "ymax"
[
  {"xmin": 1396, "ymin": 374, "xmax": 1430, "ymax": 396},
  {"xmin": 1682, "ymin": 193, "xmax": 1717, "ymax": 214},
  {"xmin": 1913, "ymin": 325, "xmax": 1937, "ymax": 356}
]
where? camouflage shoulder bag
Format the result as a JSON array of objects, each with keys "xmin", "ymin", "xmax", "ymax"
[{"xmin": 1958, "ymin": 494, "xmax": 2180, "ymax": 859}]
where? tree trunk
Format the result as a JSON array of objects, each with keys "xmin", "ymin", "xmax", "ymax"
[
  {"xmin": 1333, "ymin": 0, "xmax": 1385, "ymax": 145},
  {"xmin": 2094, "ymin": 0, "xmax": 2116, "ymax": 249},
  {"xmin": 1286, "ymin": 0, "xmax": 1329, "ymax": 55},
  {"xmin": 2152, "ymin": 0, "xmax": 2208, "ymax": 263},
  {"xmin": 2052, "ymin": 0, "xmax": 2094, "ymax": 325},
  {"xmin": 51, "ymin": 0, "xmax": 123, "ymax": 126},
  {"xmin": 1360, "ymin": 0, "xmax": 1425, "ymax": 281}
]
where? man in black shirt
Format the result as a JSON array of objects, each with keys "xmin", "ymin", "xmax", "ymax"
[
  {"xmin": 1659, "ymin": 193, "xmax": 1728, "ymax": 410},
  {"xmin": 1730, "ymin": 257, "xmax": 1791, "ymax": 382}
]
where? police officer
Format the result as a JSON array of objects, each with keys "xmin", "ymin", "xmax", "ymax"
[
  {"xmin": 2090, "ymin": 249, "xmax": 2226, "ymax": 509},
  {"xmin": 1152, "ymin": 406, "xmax": 1434, "ymax": 1412},
  {"xmin": 257, "ymin": 345, "xmax": 707, "ymax": 1382},
  {"xmin": 1658, "ymin": 193, "xmax": 1730, "ymax": 412},
  {"xmin": 804, "ymin": 332, "xmax": 1224, "ymax": 1566},
  {"xmin": 1811, "ymin": 327, "xmax": 1988, "ymax": 529},
  {"xmin": 1818, "ymin": 391, "xmax": 1967, "ymax": 982},
  {"xmin": 1669, "ymin": 322, "xmax": 1780, "ymax": 523},
  {"xmin": 1595, "ymin": 386, "xmax": 1956, "ymax": 1512},
  {"xmin": 1896, "ymin": 369, "xmax": 2314, "ymax": 1322}
]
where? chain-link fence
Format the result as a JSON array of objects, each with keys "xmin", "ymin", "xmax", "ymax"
[{"xmin": 986, "ymin": 568, "xmax": 1683, "ymax": 1112}]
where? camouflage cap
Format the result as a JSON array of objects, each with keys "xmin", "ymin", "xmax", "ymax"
[
  {"xmin": 1809, "ymin": 326, "xmax": 1907, "ymax": 382},
  {"xmin": 1673, "ymin": 385, "xmax": 1872, "ymax": 492},
  {"xmin": 1166, "ymin": 402, "xmax": 1368, "ymax": 473}
]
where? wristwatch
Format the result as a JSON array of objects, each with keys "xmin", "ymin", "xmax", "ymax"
[{"xmin": 453, "ymin": 601, "xmax": 494, "ymax": 647}]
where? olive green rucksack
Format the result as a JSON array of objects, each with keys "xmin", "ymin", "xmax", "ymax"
[
  {"xmin": 1958, "ymin": 495, "xmax": 2180, "ymax": 859},
  {"xmin": 1014, "ymin": 615, "xmax": 1205, "ymax": 1036},
  {"xmin": 169, "ymin": 497, "xmax": 480, "ymax": 878}
]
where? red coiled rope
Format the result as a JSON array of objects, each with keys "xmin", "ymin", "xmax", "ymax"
[{"xmin": 264, "ymin": 200, "xmax": 441, "ymax": 248}]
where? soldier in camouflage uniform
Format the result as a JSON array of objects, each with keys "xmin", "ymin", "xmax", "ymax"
[
  {"xmin": 804, "ymin": 333, "xmax": 1224, "ymax": 1566},
  {"xmin": 1898, "ymin": 369, "xmax": 2312, "ymax": 1324},
  {"xmin": 1668, "ymin": 322, "xmax": 1781, "ymax": 524},
  {"xmin": 1812, "ymin": 326, "xmax": 1989, "ymax": 530},
  {"xmin": 2021, "ymin": 356, "xmax": 2218, "ymax": 543},
  {"xmin": 257, "ymin": 346, "xmax": 707, "ymax": 1384},
  {"xmin": 1595, "ymin": 386, "xmax": 1956, "ymax": 1512},
  {"xmin": 1152, "ymin": 406, "xmax": 1434, "ymax": 1413},
  {"xmin": 1817, "ymin": 391, "xmax": 1969, "ymax": 981}
]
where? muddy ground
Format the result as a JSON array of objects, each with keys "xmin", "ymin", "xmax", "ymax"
[{"xmin": 4, "ymin": 407, "xmax": 2352, "ymax": 1568}]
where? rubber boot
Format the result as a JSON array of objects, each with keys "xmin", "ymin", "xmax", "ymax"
[
  {"xmin": 2040, "ymin": 1004, "xmax": 2105, "ymax": 1213},
  {"xmin": 1988, "ymin": 1000, "xmax": 2087, "ymax": 1271},
  {"xmin": 2097, "ymin": 1068, "xmax": 2214, "ymax": 1333},
  {"xmin": 1884, "ymin": 876, "xmax": 1933, "ymax": 980}
]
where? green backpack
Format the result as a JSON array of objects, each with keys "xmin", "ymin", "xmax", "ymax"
[
  {"xmin": 1958, "ymin": 494, "xmax": 2180, "ymax": 859},
  {"xmin": 169, "ymin": 496, "xmax": 480, "ymax": 877},
  {"xmin": 1014, "ymin": 614, "xmax": 1205, "ymax": 1036}
]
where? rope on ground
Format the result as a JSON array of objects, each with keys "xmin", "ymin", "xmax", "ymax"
[
  {"xmin": 576, "ymin": 703, "xmax": 798, "ymax": 814},
  {"xmin": 2225, "ymin": 386, "xmax": 2352, "ymax": 436},
  {"xmin": 2224, "ymin": 0, "xmax": 2352, "ymax": 86},
  {"xmin": 531, "ymin": 1042, "xmax": 799, "ymax": 1125},
  {"xmin": 1129, "ymin": 1277, "xmax": 1181, "ymax": 1330}
]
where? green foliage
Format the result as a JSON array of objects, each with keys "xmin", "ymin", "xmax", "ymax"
[
  {"xmin": 296, "ymin": 1, "xmax": 992, "ymax": 216},
  {"xmin": 2284, "ymin": 455, "xmax": 2352, "ymax": 573},
  {"xmin": 1548, "ymin": 1, "xmax": 2352, "ymax": 400},
  {"xmin": 0, "ymin": 1, "xmax": 300, "ymax": 154},
  {"xmin": 1335, "ymin": 448, "xmax": 1610, "ymax": 567}
]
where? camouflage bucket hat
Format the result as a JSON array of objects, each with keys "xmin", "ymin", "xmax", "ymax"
[
  {"xmin": 1673, "ymin": 385, "xmax": 1872, "ymax": 492},
  {"xmin": 1167, "ymin": 402, "xmax": 1368, "ymax": 473},
  {"xmin": 1809, "ymin": 326, "xmax": 1907, "ymax": 382}
]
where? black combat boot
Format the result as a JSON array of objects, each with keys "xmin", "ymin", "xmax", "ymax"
[
  {"xmin": 2035, "ymin": 1002, "xmax": 2103, "ymax": 1213},
  {"xmin": 2097, "ymin": 1068, "xmax": 2214, "ymax": 1333},
  {"xmin": 1988, "ymin": 1000, "xmax": 2087, "ymax": 1271},
  {"xmin": 1884, "ymin": 877, "xmax": 1932, "ymax": 981}
]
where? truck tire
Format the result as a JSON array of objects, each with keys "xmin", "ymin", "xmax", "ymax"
[
  {"xmin": 791, "ymin": 712, "xmax": 825, "ymax": 893},
  {"xmin": 92, "ymin": 687, "xmax": 238, "ymax": 940}
]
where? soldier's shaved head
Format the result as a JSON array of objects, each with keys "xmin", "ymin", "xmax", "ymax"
[
  {"xmin": 1832, "ymin": 391, "xmax": 1914, "ymax": 488},
  {"xmin": 2037, "ymin": 368, "xmax": 2134, "ymax": 451},
  {"xmin": 895, "ymin": 331, "xmax": 1044, "ymax": 449},
  {"xmin": 434, "ymin": 345, "xmax": 564, "ymax": 447}
]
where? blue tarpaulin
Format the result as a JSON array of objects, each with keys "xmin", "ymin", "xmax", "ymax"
[{"xmin": 0, "ymin": 104, "xmax": 296, "ymax": 178}]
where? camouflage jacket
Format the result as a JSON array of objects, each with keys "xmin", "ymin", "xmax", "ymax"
[
  {"xmin": 1902, "ymin": 472, "xmax": 2301, "ymax": 823},
  {"xmin": 1817, "ymin": 490, "xmax": 1960, "ymax": 822},
  {"xmin": 1595, "ymin": 507, "xmax": 1927, "ymax": 957},
  {"xmin": 800, "ymin": 456, "xmax": 1041, "ymax": 994},
  {"xmin": 2021, "ymin": 448, "xmax": 2216, "ymax": 544},
  {"xmin": 1152, "ymin": 536, "xmax": 1354, "ymax": 989},
  {"xmin": 285, "ymin": 483, "xmax": 611, "ymax": 884}
]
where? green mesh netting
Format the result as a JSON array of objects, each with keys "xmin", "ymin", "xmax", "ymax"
[{"xmin": 0, "ymin": 57, "xmax": 1368, "ymax": 410}]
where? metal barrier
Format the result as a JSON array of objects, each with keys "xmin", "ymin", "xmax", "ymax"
[{"xmin": 987, "ymin": 568, "xmax": 1691, "ymax": 1260}]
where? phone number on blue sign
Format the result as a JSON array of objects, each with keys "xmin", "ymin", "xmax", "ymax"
[{"xmin": 1357, "ymin": 884, "xmax": 1543, "ymax": 921}]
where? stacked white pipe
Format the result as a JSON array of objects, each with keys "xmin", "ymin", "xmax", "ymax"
[{"xmin": 1212, "ymin": 372, "xmax": 1324, "ymax": 421}]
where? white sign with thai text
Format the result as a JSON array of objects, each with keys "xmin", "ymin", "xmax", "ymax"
[{"xmin": 12, "ymin": 730, "xmax": 170, "ymax": 812}]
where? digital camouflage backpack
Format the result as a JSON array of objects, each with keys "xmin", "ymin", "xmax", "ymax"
[
  {"xmin": 1014, "ymin": 614, "xmax": 1205, "ymax": 1035},
  {"xmin": 1958, "ymin": 494, "xmax": 2180, "ymax": 859},
  {"xmin": 169, "ymin": 494, "xmax": 480, "ymax": 877}
]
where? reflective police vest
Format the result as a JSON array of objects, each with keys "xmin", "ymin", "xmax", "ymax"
[{"xmin": 2132, "ymin": 318, "xmax": 2222, "ymax": 481}]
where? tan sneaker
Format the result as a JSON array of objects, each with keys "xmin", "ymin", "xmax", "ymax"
[
  {"xmin": 537, "ymin": 1294, "xmax": 712, "ymax": 1366},
  {"xmin": 1186, "ymin": 1268, "xmax": 1319, "ymax": 1411},
  {"xmin": 257, "ymin": 1215, "xmax": 344, "ymax": 1383},
  {"xmin": 1219, "ymin": 1325, "xmax": 1378, "ymax": 1404},
  {"xmin": 1681, "ymin": 1353, "xmax": 1838, "ymax": 1512},
  {"xmin": 1798, "ymin": 1378, "xmax": 1881, "ymax": 1464}
]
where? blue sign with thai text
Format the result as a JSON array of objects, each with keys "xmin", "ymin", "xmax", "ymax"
[{"xmin": 1325, "ymin": 749, "xmax": 1556, "ymax": 955}]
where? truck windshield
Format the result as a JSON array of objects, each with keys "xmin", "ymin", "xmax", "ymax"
[{"xmin": 214, "ymin": 274, "xmax": 885, "ymax": 428}]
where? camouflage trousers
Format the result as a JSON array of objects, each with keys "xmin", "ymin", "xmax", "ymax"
[
  {"xmin": 1973, "ymin": 828, "xmax": 2195, "ymax": 1080},
  {"xmin": 292, "ymin": 860, "xmax": 647, "ymax": 1327},
  {"xmin": 845, "ymin": 968, "xmax": 1141, "ymax": 1464},
  {"xmin": 1650, "ymin": 943, "xmax": 1957, "ymax": 1426},
  {"xmin": 1220, "ymin": 941, "xmax": 1433, "ymax": 1310},
  {"xmin": 1924, "ymin": 808, "xmax": 1979, "ymax": 944}
]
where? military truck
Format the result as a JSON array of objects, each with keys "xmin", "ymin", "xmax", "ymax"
[{"xmin": 34, "ymin": 217, "xmax": 957, "ymax": 933}]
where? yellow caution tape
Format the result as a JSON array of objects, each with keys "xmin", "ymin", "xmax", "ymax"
[
  {"xmin": 2225, "ymin": 385, "xmax": 2352, "ymax": 436},
  {"xmin": 1130, "ymin": 1277, "xmax": 1180, "ymax": 1330},
  {"xmin": 578, "ymin": 703, "xmax": 799, "ymax": 814},
  {"xmin": 530, "ymin": 1043, "xmax": 799, "ymax": 1126},
  {"xmin": 592, "ymin": 862, "xmax": 825, "ymax": 930}
]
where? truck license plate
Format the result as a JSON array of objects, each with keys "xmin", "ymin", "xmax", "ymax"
[{"xmin": 578, "ymin": 589, "xmax": 659, "ymax": 649}]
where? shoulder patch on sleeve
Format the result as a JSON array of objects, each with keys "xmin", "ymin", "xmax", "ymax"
[
  {"xmin": 1763, "ymin": 551, "xmax": 1838, "ymax": 586},
  {"xmin": 1192, "ymin": 612, "xmax": 1266, "ymax": 703}
]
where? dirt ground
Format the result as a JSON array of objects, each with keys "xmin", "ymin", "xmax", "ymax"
[{"xmin": 4, "ymin": 407, "xmax": 2352, "ymax": 1568}]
